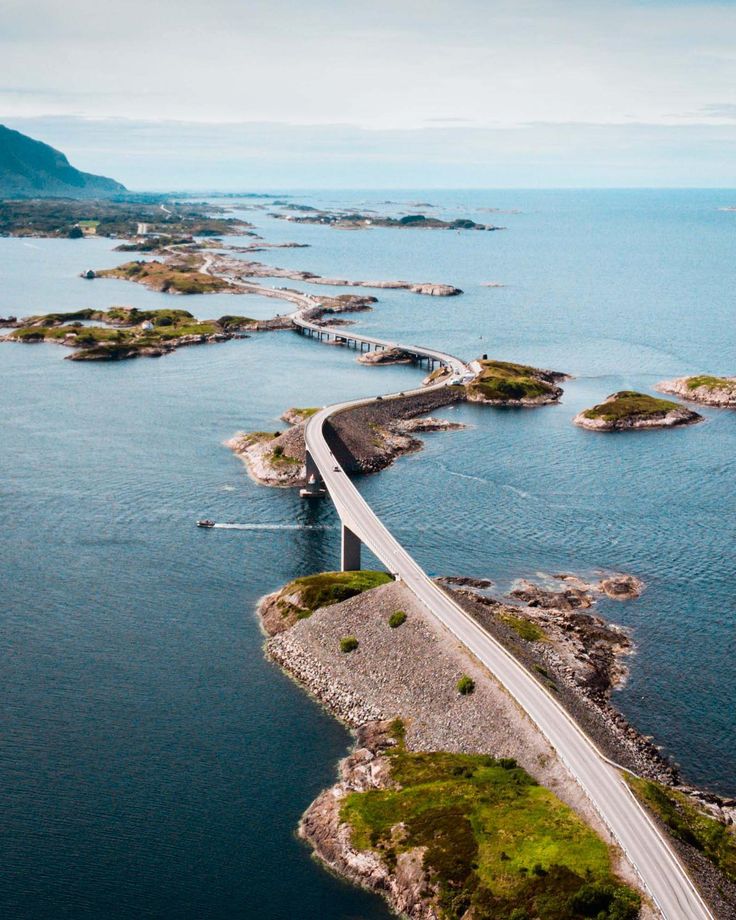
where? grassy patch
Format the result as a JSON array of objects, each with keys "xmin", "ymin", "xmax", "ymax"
[
  {"xmin": 287, "ymin": 570, "xmax": 393, "ymax": 613},
  {"xmin": 627, "ymin": 777, "xmax": 736, "ymax": 883},
  {"xmin": 98, "ymin": 259, "xmax": 232, "ymax": 293},
  {"xmin": 500, "ymin": 613, "xmax": 546, "ymax": 643},
  {"xmin": 7, "ymin": 307, "xmax": 254, "ymax": 358},
  {"xmin": 469, "ymin": 360, "xmax": 557, "ymax": 402},
  {"xmin": 685, "ymin": 375, "xmax": 734, "ymax": 391},
  {"xmin": 341, "ymin": 750, "xmax": 639, "ymax": 920},
  {"xmin": 388, "ymin": 610, "xmax": 407, "ymax": 628},
  {"xmin": 582, "ymin": 391, "xmax": 681, "ymax": 422}
]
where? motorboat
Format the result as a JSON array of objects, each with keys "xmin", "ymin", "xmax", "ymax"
[{"xmin": 196, "ymin": 519, "xmax": 216, "ymax": 528}]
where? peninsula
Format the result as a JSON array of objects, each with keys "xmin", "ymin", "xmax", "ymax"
[{"xmin": 260, "ymin": 568, "xmax": 736, "ymax": 920}]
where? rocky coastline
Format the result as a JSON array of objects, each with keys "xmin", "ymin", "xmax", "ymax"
[
  {"xmin": 228, "ymin": 392, "xmax": 468, "ymax": 487},
  {"xmin": 656, "ymin": 375, "xmax": 736, "ymax": 408},
  {"xmin": 259, "ymin": 568, "xmax": 736, "ymax": 919},
  {"xmin": 574, "ymin": 391, "xmax": 703, "ymax": 431},
  {"xmin": 464, "ymin": 359, "xmax": 569, "ymax": 406}
]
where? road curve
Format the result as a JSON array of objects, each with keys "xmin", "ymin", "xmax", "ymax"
[{"xmin": 288, "ymin": 303, "xmax": 713, "ymax": 920}]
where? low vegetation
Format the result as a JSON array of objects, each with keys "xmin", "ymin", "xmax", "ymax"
[
  {"xmin": 457, "ymin": 675, "xmax": 476, "ymax": 695},
  {"xmin": 3, "ymin": 307, "xmax": 255, "ymax": 361},
  {"xmin": 0, "ymin": 198, "xmax": 252, "ymax": 238},
  {"xmin": 468, "ymin": 360, "xmax": 561, "ymax": 403},
  {"xmin": 340, "ymin": 636, "xmax": 359, "ymax": 653},
  {"xmin": 269, "ymin": 570, "xmax": 394, "ymax": 628},
  {"xmin": 341, "ymin": 750, "xmax": 640, "ymax": 920},
  {"xmin": 685, "ymin": 375, "xmax": 734, "ymax": 390},
  {"xmin": 582, "ymin": 391, "xmax": 683, "ymax": 422},
  {"xmin": 388, "ymin": 610, "xmax": 407, "ymax": 628},
  {"xmin": 628, "ymin": 777, "xmax": 736, "ymax": 883},
  {"xmin": 97, "ymin": 258, "xmax": 232, "ymax": 294},
  {"xmin": 500, "ymin": 612, "xmax": 547, "ymax": 643}
]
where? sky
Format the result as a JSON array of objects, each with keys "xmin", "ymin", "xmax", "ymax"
[{"xmin": 1, "ymin": 0, "xmax": 735, "ymax": 188}]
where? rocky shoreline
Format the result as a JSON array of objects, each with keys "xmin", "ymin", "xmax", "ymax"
[
  {"xmin": 574, "ymin": 391, "xmax": 703, "ymax": 431},
  {"xmin": 228, "ymin": 392, "xmax": 468, "ymax": 487},
  {"xmin": 259, "ymin": 569, "xmax": 736, "ymax": 919},
  {"xmin": 656, "ymin": 375, "xmax": 736, "ymax": 408}
]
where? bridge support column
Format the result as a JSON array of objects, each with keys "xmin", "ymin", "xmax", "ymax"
[
  {"xmin": 300, "ymin": 449, "xmax": 326, "ymax": 499},
  {"xmin": 341, "ymin": 524, "xmax": 361, "ymax": 571}
]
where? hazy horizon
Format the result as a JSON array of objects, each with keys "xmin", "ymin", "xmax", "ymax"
[{"xmin": 2, "ymin": 0, "xmax": 736, "ymax": 188}]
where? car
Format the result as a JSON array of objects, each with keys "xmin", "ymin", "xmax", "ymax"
[{"xmin": 333, "ymin": 465, "xmax": 340, "ymax": 472}]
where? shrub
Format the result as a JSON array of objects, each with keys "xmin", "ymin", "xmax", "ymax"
[
  {"xmin": 272, "ymin": 444, "xmax": 284, "ymax": 458},
  {"xmin": 340, "ymin": 636, "xmax": 359, "ymax": 653},
  {"xmin": 388, "ymin": 610, "xmax": 407, "ymax": 628},
  {"xmin": 457, "ymin": 675, "xmax": 475, "ymax": 695}
]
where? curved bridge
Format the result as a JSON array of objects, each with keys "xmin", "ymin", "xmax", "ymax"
[{"xmin": 289, "ymin": 302, "xmax": 712, "ymax": 920}]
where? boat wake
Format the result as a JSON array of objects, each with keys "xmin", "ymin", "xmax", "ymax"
[{"xmin": 213, "ymin": 523, "xmax": 337, "ymax": 531}]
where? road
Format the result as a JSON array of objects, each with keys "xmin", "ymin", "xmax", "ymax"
[{"xmin": 296, "ymin": 309, "xmax": 713, "ymax": 920}]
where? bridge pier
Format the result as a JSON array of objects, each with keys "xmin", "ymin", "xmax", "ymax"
[
  {"xmin": 300, "ymin": 449, "xmax": 326, "ymax": 499},
  {"xmin": 341, "ymin": 524, "xmax": 362, "ymax": 571}
]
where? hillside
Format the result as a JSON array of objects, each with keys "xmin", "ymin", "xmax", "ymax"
[{"xmin": 0, "ymin": 125, "xmax": 125, "ymax": 198}]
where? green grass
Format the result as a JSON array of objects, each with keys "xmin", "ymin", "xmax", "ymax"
[
  {"xmin": 582, "ymin": 391, "xmax": 681, "ymax": 422},
  {"xmin": 98, "ymin": 260, "xmax": 232, "ymax": 294},
  {"xmin": 685, "ymin": 375, "xmax": 734, "ymax": 390},
  {"xmin": 8, "ymin": 308, "xmax": 253, "ymax": 357},
  {"xmin": 340, "ymin": 636, "xmax": 359, "ymax": 653},
  {"xmin": 388, "ymin": 610, "xmax": 407, "ymax": 628},
  {"xmin": 286, "ymin": 570, "xmax": 394, "ymax": 613},
  {"xmin": 469, "ymin": 360, "xmax": 557, "ymax": 402},
  {"xmin": 341, "ymin": 750, "xmax": 639, "ymax": 920},
  {"xmin": 457, "ymin": 675, "xmax": 476, "ymax": 695},
  {"xmin": 500, "ymin": 613, "xmax": 546, "ymax": 643},
  {"xmin": 627, "ymin": 777, "xmax": 736, "ymax": 883}
]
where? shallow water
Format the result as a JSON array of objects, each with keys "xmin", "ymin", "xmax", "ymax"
[{"xmin": 1, "ymin": 190, "xmax": 735, "ymax": 918}]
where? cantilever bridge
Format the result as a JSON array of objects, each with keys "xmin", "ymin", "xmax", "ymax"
[{"xmin": 288, "ymin": 301, "xmax": 713, "ymax": 920}]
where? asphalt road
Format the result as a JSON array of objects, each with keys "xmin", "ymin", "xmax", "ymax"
[{"xmin": 297, "ymin": 311, "xmax": 713, "ymax": 920}]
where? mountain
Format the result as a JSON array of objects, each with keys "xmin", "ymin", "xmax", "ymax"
[{"xmin": 0, "ymin": 125, "xmax": 125, "ymax": 198}]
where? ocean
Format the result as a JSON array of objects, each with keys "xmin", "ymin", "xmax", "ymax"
[{"xmin": 1, "ymin": 189, "xmax": 734, "ymax": 918}]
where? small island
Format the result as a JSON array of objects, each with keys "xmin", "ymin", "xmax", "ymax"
[
  {"xmin": 656, "ymin": 375, "xmax": 736, "ymax": 408},
  {"xmin": 0, "ymin": 307, "xmax": 281, "ymax": 361},
  {"xmin": 94, "ymin": 258, "xmax": 234, "ymax": 294},
  {"xmin": 573, "ymin": 391, "xmax": 702, "ymax": 431},
  {"xmin": 464, "ymin": 359, "xmax": 568, "ymax": 405},
  {"xmin": 270, "ymin": 208, "xmax": 502, "ymax": 232}
]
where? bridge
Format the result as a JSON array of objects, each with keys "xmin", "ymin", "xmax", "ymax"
[{"xmin": 287, "ymin": 301, "xmax": 712, "ymax": 920}]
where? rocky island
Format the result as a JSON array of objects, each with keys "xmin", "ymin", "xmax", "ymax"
[
  {"xmin": 270, "ymin": 207, "xmax": 502, "ymax": 231},
  {"xmin": 228, "ymin": 396, "xmax": 468, "ymax": 487},
  {"xmin": 574, "ymin": 391, "xmax": 703, "ymax": 431},
  {"xmin": 656, "ymin": 375, "xmax": 736, "ymax": 408},
  {"xmin": 463, "ymin": 359, "xmax": 568, "ymax": 405},
  {"xmin": 0, "ymin": 307, "xmax": 281, "ymax": 360},
  {"xmin": 94, "ymin": 258, "xmax": 235, "ymax": 294}
]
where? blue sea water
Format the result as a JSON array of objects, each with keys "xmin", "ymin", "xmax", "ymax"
[{"xmin": 1, "ymin": 189, "xmax": 735, "ymax": 918}]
